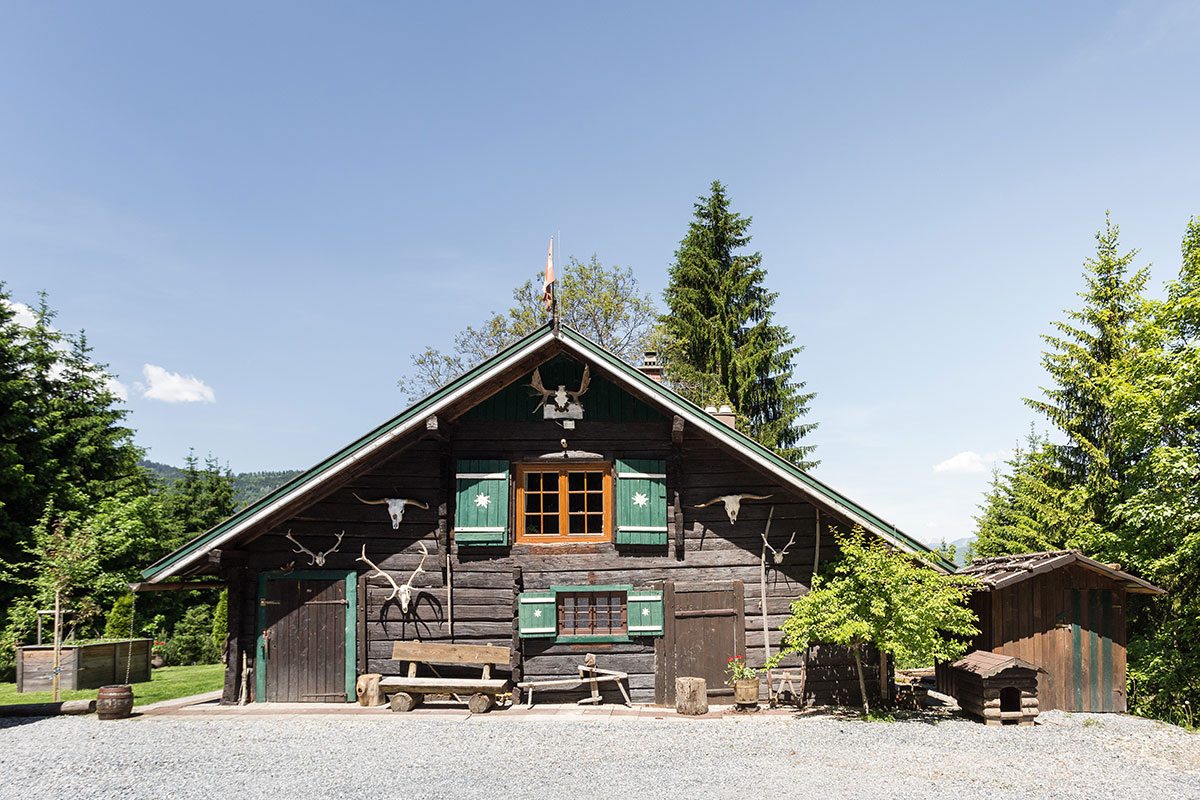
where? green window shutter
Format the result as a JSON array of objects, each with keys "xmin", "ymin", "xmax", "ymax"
[
  {"xmin": 455, "ymin": 459, "xmax": 509, "ymax": 546},
  {"xmin": 517, "ymin": 590, "xmax": 557, "ymax": 638},
  {"xmin": 615, "ymin": 458, "xmax": 668, "ymax": 545},
  {"xmin": 626, "ymin": 589, "xmax": 664, "ymax": 636}
]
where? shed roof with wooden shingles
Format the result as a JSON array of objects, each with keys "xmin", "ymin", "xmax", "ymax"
[
  {"xmin": 951, "ymin": 649, "xmax": 1045, "ymax": 678},
  {"xmin": 142, "ymin": 321, "xmax": 952, "ymax": 582},
  {"xmin": 959, "ymin": 549, "xmax": 1164, "ymax": 595}
]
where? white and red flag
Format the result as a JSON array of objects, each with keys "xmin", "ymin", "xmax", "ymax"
[{"xmin": 542, "ymin": 237, "xmax": 555, "ymax": 312}]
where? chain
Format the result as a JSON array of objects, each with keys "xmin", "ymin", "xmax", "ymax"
[{"xmin": 125, "ymin": 591, "xmax": 137, "ymax": 685}]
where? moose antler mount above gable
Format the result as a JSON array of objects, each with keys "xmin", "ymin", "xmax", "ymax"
[{"xmin": 529, "ymin": 364, "xmax": 590, "ymax": 420}]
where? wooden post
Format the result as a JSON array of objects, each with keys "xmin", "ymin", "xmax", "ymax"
[
  {"xmin": 758, "ymin": 506, "xmax": 774, "ymax": 703},
  {"xmin": 675, "ymin": 677, "xmax": 708, "ymax": 715},
  {"xmin": 51, "ymin": 589, "xmax": 61, "ymax": 703},
  {"xmin": 356, "ymin": 673, "xmax": 386, "ymax": 707},
  {"xmin": 879, "ymin": 649, "xmax": 889, "ymax": 706}
]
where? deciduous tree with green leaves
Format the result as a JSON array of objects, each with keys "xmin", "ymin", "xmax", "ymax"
[
  {"xmin": 659, "ymin": 180, "xmax": 817, "ymax": 468},
  {"xmin": 778, "ymin": 528, "xmax": 978, "ymax": 715},
  {"xmin": 398, "ymin": 255, "xmax": 657, "ymax": 399}
]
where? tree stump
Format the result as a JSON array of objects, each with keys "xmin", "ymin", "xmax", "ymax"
[
  {"xmin": 356, "ymin": 673, "xmax": 385, "ymax": 707},
  {"xmin": 467, "ymin": 693, "xmax": 495, "ymax": 714},
  {"xmin": 675, "ymin": 677, "xmax": 708, "ymax": 716},
  {"xmin": 389, "ymin": 692, "xmax": 422, "ymax": 712}
]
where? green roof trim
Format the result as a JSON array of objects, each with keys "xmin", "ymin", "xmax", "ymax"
[
  {"xmin": 144, "ymin": 320, "xmax": 948, "ymax": 580},
  {"xmin": 141, "ymin": 322, "xmax": 557, "ymax": 579},
  {"xmin": 554, "ymin": 326, "xmax": 951, "ymax": 571}
]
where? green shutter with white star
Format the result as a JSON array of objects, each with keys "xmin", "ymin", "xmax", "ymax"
[
  {"xmin": 455, "ymin": 459, "xmax": 509, "ymax": 546},
  {"xmin": 615, "ymin": 458, "xmax": 668, "ymax": 545},
  {"xmin": 627, "ymin": 588, "xmax": 664, "ymax": 636},
  {"xmin": 517, "ymin": 590, "xmax": 557, "ymax": 638}
]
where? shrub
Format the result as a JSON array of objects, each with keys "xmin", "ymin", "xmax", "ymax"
[
  {"xmin": 211, "ymin": 590, "xmax": 228, "ymax": 661},
  {"xmin": 163, "ymin": 605, "xmax": 219, "ymax": 666},
  {"xmin": 103, "ymin": 594, "xmax": 135, "ymax": 640}
]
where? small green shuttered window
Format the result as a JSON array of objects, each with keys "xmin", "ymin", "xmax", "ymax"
[
  {"xmin": 516, "ymin": 586, "xmax": 664, "ymax": 640},
  {"xmin": 615, "ymin": 458, "xmax": 668, "ymax": 545},
  {"xmin": 455, "ymin": 459, "xmax": 509, "ymax": 546}
]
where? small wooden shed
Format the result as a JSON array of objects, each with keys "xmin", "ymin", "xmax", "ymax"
[
  {"xmin": 941, "ymin": 650, "xmax": 1043, "ymax": 725},
  {"xmin": 953, "ymin": 550, "xmax": 1163, "ymax": 713}
]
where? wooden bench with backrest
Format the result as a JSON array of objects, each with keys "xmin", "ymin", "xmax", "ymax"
[{"xmin": 380, "ymin": 642, "xmax": 510, "ymax": 713}]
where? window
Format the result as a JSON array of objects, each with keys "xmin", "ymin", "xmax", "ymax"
[
  {"xmin": 558, "ymin": 590, "xmax": 627, "ymax": 637},
  {"xmin": 516, "ymin": 463, "xmax": 613, "ymax": 543}
]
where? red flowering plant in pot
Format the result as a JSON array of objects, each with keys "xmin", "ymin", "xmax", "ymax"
[{"xmin": 725, "ymin": 655, "xmax": 761, "ymax": 707}]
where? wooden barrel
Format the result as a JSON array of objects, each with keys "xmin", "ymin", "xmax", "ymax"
[
  {"xmin": 96, "ymin": 685, "xmax": 134, "ymax": 720},
  {"xmin": 733, "ymin": 678, "xmax": 760, "ymax": 707}
]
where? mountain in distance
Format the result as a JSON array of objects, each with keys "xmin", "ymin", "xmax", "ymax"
[{"xmin": 139, "ymin": 459, "xmax": 302, "ymax": 509}]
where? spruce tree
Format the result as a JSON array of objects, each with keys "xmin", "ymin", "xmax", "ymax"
[
  {"xmin": 1024, "ymin": 214, "xmax": 1149, "ymax": 539},
  {"xmin": 660, "ymin": 180, "xmax": 816, "ymax": 467}
]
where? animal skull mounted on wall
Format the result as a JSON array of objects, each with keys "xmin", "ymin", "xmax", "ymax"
[
  {"xmin": 353, "ymin": 493, "xmax": 429, "ymax": 529},
  {"xmin": 694, "ymin": 493, "xmax": 773, "ymax": 525},
  {"xmin": 529, "ymin": 364, "xmax": 590, "ymax": 417},
  {"xmin": 284, "ymin": 530, "xmax": 344, "ymax": 567},
  {"xmin": 356, "ymin": 541, "xmax": 428, "ymax": 614},
  {"xmin": 762, "ymin": 529, "xmax": 798, "ymax": 565}
]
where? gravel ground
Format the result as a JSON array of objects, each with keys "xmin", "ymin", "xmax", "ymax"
[{"xmin": 0, "ymin": 709, "xmax": 1196, "ymax": 800}]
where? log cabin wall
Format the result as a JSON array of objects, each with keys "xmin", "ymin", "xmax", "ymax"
[
  {"xmin": 970, "ymin": 564, "xmax": 1128, "ymax": 712},
  {"xmin": 222, "ymin": 357, "xmax": 887, "ymax": 706}
]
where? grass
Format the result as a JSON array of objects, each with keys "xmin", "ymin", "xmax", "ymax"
[{"xmin": 0, "ymin": 664, "xmax": 224, "ymax": 708}]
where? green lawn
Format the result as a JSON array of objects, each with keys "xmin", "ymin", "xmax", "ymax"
[{"xmin": 0, "ymin": 663, "xmax": 224, "ymax": 708}]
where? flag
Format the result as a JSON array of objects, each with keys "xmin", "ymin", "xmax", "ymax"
[{"xmin": 543, "ymin": 237, "xmax": 555, "ymax": 312}]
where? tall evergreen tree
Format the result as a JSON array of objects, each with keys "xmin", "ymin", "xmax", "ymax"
[
  {"xmin": 660, "ymin": 181, "xmax": 816, "ymax": 467},
  {"xmin": 1024, "ymin": 214, "xmax": 1150, "ymax": 537}
]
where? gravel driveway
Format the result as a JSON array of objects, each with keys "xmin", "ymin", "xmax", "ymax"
[{"xmin": 1, "ymin": 709, "xmax": 1196, "ymax": 799}]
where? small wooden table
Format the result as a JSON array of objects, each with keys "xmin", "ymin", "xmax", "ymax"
[{"xmin": 380, "ymin": 642, "xmax": 510, "ymax": 713}]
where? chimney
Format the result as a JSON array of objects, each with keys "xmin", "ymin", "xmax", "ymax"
[
  {"xmin": 706, "ymin": 404, "xmax": 736, "ymax": 429},
  {"xmin": 638, "ymin": 351, "xmax": 663, "ymax": 383}
]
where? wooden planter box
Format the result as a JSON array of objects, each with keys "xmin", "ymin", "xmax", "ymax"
[{"xmin": 16, "ymin": 640, "xmax": 152, "ymax": 693}]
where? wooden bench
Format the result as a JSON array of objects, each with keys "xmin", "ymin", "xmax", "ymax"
[{"xmin": 380, "ymin": 642, "xmax": 510, "ymax": 713}]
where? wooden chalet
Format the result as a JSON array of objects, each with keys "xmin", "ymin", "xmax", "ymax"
[
  {"xmin": 141, "ymin": 322, "xmax": 950, "ymax": 707},
  {"xmin": 954, "ymin": 550, "xmax": 1164, "ymax": 713}
]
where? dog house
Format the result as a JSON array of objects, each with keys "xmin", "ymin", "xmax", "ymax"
[
  {"xmin": 941, "ymin": 649, "xmax": 1043, "ymax": 726},
  {"xmin": 954, "ymin": 550, "xmax": 1164, "ymax": 712}
]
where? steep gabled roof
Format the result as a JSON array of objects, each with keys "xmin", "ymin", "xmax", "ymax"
[
  {"xmin": 143, "ymin": 322, "xmax": 948, "ymax": 581},
  {"xmin": 959, "ymin": 549, "xmax": 1164, "ymax": 595},
  {"xmin": 952, "ymin": 649, "xmax": 1046, "ymax": 677}
]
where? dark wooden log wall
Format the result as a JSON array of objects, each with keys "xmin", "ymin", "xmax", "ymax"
[{"xmin": 226, "ymin": 411, "xmax": 886, "ymax": 706}]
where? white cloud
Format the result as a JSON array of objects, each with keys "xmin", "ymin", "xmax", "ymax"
[
  {"xmin": 933, "ymin": 450, "xmax": 1006, "ymax": 475},
  {"xmin": 3, "ymin": 299, "xmax": 38, "ymax": 328},
  {"xmin": 142, "ymin": 364, "xmax": 215, "ymax": 403}
]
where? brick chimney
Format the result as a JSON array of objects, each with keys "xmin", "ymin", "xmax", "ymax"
[
  {"xmin": 638, "ymin": 351, "xmax": 663, "ymax": 383},
  {"xmin": 705, "ymin": 404, "xmax": 736, "ymax": 429}
]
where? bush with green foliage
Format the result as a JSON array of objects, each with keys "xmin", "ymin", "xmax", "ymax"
[
  {"xmin": 211, "ymin": 590, "xmax": 228, "ymax": 660},
  {"xmin": 104, "ymin": 594, "xmax": 136, "ymax": 640},
  {"xmin": 778, "ymin": 528, "xmax": 978, "ymax": 716},
  {"xmin": 163, "ymin": 605, "xmax": 219, "ymax": 666}
]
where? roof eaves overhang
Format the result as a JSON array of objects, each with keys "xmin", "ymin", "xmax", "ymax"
[
  {"xmin": 555, "ymin": 326, "xmax": 951, "ymax": 572},
  {"xmin": 141, "ymin": 322, "xmax": 558, "ymax": 581}
]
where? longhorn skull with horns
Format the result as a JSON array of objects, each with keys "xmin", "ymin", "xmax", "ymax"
[
  {"xmin": 357, "ymin": 541, "xmax": 428, "ymax": 614},
  {"xmin": 353, "ymin": 493, "xmax": 429, "ymax": 529},
  {"xmin": 529, "ymin": 364, "xmax": 590, "ymax": 413},
  {"xmin": 284, "ymin": 530, "xmax": 344, "ymax": 567},
  {"xmin": 694, "ymin": 493, "xmax": 774, "ymax": 525}
]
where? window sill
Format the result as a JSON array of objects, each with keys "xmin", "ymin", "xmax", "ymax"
[{"xmin": 554, "ymin": 634, "xmax": 632, "ymax": 644}]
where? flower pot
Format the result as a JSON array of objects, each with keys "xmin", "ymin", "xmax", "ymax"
[
  {"xmin": 96, "ymin": 684, "xmax": 134, "ymax": 721},
  {"xmin": 151, "ymin": 654, "xmax": 165, "ymax": 669},
  {"xmin": 733, "ymin": 678, "xmax": 760, "ymax": 706}
]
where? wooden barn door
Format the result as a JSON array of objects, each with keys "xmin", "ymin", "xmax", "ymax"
[
  {"xmin": 656, "ymin": 581, "xmax": 746, "ymax": 704},
  {"xmin": 257, "ymin": 571, "xmax": 356, "ymax": 702},
  {"xmin": 1068, "ymin": 587, "xmax": 1121, "ymax": 712}
]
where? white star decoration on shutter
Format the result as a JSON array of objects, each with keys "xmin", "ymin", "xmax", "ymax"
[
  {"xmin": 533, "ymin": 608, "xmax": 542, "ymax": 618},
  {"xmin": 642, "ymin": 608, "xmax": 650, "ymax": 617},
  {"xmin": 474, "ymin": 492, "xmax": 490, "ymax": 509},
  {"xmin": 632, "ymin": 491, "xmax": 649, "ymax": 507}
]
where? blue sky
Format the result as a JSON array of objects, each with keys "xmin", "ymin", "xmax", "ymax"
[{"xmin": 2, "ymin": 2, "xmax": 1198, "ymax": 546}]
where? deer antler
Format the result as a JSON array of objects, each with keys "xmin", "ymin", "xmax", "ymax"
[
  {"xmin": 357, "ymin": 545, "xmax": 403, "ymax": 601},
  {"xmin": 404, "ymin": 541, "xmax": 429, "ymax": 592},
  {"xmin": 762, "ymin": 529, "xmax": 798, "ymax": 565},
  {"xmin": 285, "ymin": 531, "xmax": 318, "ymax": 563}
]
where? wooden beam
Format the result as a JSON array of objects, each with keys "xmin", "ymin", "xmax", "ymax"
[
  {"xmin": 128, "ymin": 581, "xmax": 226, "ymax": 593},
  {"xmin": 671, "ymin": 414, "xmax": 685, "ymax": 445}
]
